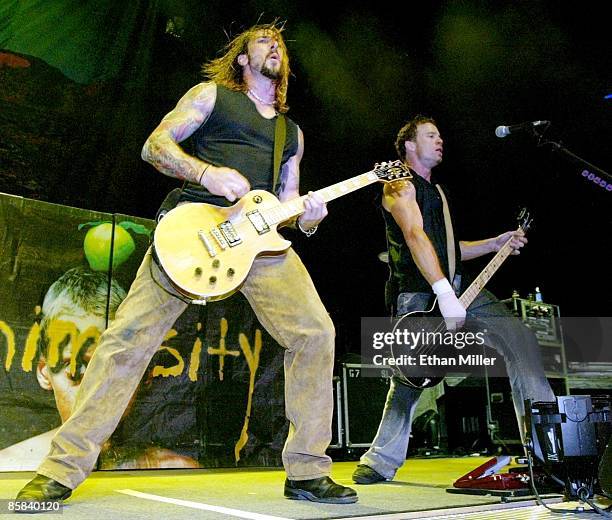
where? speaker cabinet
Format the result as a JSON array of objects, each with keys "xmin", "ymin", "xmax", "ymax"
[{"xmin": 341, "ymin": 364, "xmax": 392, "ymax": 448}]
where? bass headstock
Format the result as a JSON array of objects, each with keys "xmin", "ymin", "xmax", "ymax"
[
  {"xmin": 517, "ymin": 207, "xmax": 533, "ymax": 233},
  {"xmin": 374, "ymin": 160, "xmax": 413, "ymax": 183}
]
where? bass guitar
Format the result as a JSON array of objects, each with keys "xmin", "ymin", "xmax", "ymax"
[{"xmin": 392, "ymin": 208, "xmax": 533, "ymax": 389}]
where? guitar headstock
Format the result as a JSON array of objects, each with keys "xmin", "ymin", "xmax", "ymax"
[
  {"xmin": 374, "ymin": 160, "xmax": 413, "ymax": 183},
  {"xmin": 517, "ymin": 207, "xmax": 533, "ymax": 233}
]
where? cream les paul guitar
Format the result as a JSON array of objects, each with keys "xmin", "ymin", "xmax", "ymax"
[{"xmin": 154, "ymin": 161, "xmax": 411, "ymax": 303}]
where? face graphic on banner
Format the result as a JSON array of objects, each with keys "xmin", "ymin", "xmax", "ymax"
[
  {"xmin": 30, "ymin": 266, "xmax": 199, "ymax": 470},
  {"xmin": 35, "ymin": 267, "xmax": 127, "ymax": 422},
  {"xmin": 36, "ymin": 312, "xmax": 110, "ymax": 422},
  {"xmin": 0, "ymin": 267, "xmax": 128, "ymax": 471}
]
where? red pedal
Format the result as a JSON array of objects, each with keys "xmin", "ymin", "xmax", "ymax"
[{"xmin": 453, "ymin": 456, "xmax": 530, "ymax": 490}]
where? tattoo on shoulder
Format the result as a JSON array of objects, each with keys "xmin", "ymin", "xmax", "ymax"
[{"xmin": 184, "ymin": 82, "xmax": 216, "ymax": 110}]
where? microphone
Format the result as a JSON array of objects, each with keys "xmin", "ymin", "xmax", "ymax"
[{"xmin": 495, "ymin": 120, "xmax": 550, "ymax": 138}]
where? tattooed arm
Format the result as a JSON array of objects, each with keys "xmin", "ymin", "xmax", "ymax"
[
  {"xmin": 277, "ymin": 127, "xmax": 327, "ymax": 231},
  {"xmin": 141, "ymin": 82, "xmax": 249, "ymax": 202}
]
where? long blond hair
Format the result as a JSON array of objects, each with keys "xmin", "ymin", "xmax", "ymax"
[{"xmin": 202, "ymin": 23, "xmax": 290, "ymax": 113}]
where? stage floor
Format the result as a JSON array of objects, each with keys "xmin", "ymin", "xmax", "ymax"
[{"xmin": 0, "ymin": 457, "xmax": 608, "ymax": 519}]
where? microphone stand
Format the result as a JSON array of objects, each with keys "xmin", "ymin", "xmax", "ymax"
[{"xmin": 529, "ymin": 126, "xmax": 612, "ymax": 192}]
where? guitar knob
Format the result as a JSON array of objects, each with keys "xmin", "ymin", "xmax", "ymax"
[
  {"xmin": 209, "ymin": 276, "xmax": 217, "ymax": 284},
  {"xmin": 194, "ymin": 267, "xmax": 202, "ymax": 277},
  {"xmin": 227, "ymin": 268, "xmax": 235, "ymax": 277},
  {"xmin": 212, "ymin": 259, "xmax": 220, "ymax": 268}
]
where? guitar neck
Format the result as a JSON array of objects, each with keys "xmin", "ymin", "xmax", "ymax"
[
  {"xmin": 264, "ymin": 171, "xmax": 380, "ymax": 226},
  {"xmin": 458, "ymin": 229, "xmax": 520, "ymax": 308}
]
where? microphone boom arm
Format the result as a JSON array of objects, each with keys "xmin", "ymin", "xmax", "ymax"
[{"xmin": 541, "ymin": 138, "xmax": 612, "ymax": 191}]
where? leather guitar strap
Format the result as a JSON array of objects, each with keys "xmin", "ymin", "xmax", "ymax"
[{"xmin": 435, "ymin": 184, "xmax": 456, "ymax": 283}]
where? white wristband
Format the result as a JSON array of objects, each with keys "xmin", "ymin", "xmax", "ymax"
[{"xmin": 432, "ymin": 278, "xmax": 453, "ymax": 295}]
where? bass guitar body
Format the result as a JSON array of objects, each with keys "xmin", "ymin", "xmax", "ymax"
[{"xmin": 392, "ymin": 302, "xmax": 446, "ymax": 390}]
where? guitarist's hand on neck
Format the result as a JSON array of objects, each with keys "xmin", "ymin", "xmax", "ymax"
[
  {"xmin": 298, "ymin": 191, "xmax": 328, "ymax": 232},
  {"xmin": 433, "ymin": 278, "xmax": 466, "ymax": 331},
  {"xmin": 493, "ymin": 229, "xmax": 527, "ymax": 255}
]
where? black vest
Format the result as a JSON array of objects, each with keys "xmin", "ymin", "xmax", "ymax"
[
  {"xmin": 383, "ymin": 171, "xmax": 462, "ymax": 310},
  {"xmin": 179, "ymin": 84, "xmax": 299, "ymax": 206}
]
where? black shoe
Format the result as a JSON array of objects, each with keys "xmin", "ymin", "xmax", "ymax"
[
  {"xmin": 16, "ymin": 474, "xmax": 72, "ymax": 502},
  {"xmin": 284, "ymin": 476, "xmax": 358, "ymax": 504},
  {"xmin": 352, "ymin": 464, "xmax": 387, "ymax": 484}
]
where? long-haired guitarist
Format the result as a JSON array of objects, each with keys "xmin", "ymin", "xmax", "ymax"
[
  {"xmin": 17, "ymin": 22, "xmax": 357, "ymax": 506},
  {"xmin": 352, "ymin": 115, "xmax": 556, "ymax": 485}
]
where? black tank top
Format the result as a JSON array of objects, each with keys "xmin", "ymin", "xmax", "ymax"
[
  {"xmin": 383, "ymin": 171, "xmax": 462, "ymax": 310},
  {"xmin": 179, "ymin": 84, "xmax": 299, "ymax": 206}
]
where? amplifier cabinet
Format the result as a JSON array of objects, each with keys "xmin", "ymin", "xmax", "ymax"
[
  {"xmin": 342, "ymin": 364, "xmax": 393, "ymax": 448},
  {"xmin": 507, "ymin": 297, "xmax": 568, "ymax": 379}
]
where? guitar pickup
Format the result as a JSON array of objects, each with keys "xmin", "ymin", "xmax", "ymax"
[
  {"xmin": 246, "ymin": 210, "xmax": 270, "ymax": 235},
  {"xmin": 218, "ymin": 221, "xmax": 242, "ymax": 247}
]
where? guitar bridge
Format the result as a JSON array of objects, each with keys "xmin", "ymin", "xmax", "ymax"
[{"xmin": 198, "ymin": 230, "xmax": 217, "ymax": 257}]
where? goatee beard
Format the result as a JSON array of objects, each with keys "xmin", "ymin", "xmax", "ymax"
[{"xmin": 261, "ymin": 64, "xmax": 280, "ymax": 80}]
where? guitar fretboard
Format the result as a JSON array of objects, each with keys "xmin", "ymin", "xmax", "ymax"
[
  {"xmin": 459, "ymin": 229, "xmax": 521, "ymax": 308},
  {"xmin": 263, "ymin": 171, "xmax": 380, "ymax": 226}
]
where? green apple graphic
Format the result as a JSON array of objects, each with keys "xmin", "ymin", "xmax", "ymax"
[{"xmin": 79, "ymin": 221, "xmax": 150, "ymax": 272}]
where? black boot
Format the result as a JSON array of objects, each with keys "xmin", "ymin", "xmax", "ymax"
[
  {"xmin": 284, "ymin": 476, "xmax": 358, "ymax": 504},
  {"xmin": 16, "ymin": 474, "xmax": 72, "ymax": 502},
  {"xmin": 352, "ymin": 464, "xmax": 387, "ymax": 484}
]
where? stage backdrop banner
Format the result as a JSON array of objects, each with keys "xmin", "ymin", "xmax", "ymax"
[{"xmin": 0, "ymin": 193, "xmax": 287, "ymax": 472}]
